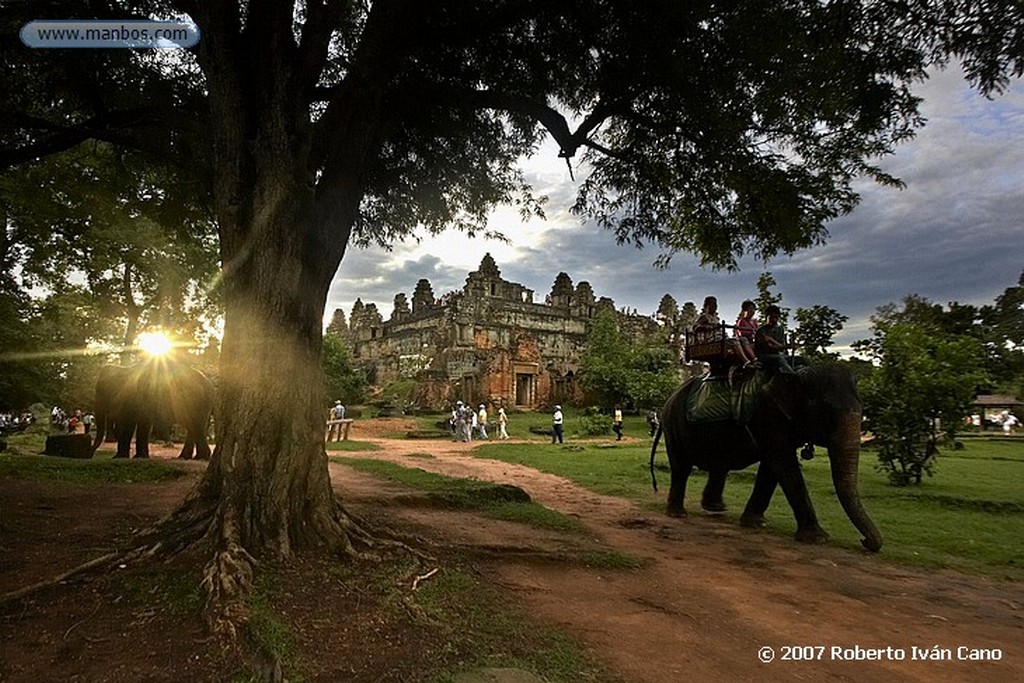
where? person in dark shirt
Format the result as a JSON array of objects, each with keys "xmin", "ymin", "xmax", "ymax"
[{"xmin": 754, "ymin": 305, "xmax": 795, "ymax": 374}]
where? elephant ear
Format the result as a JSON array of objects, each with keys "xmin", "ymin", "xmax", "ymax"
[{"xmin": 763, "ymin": 373, "xmax": 802, "ymax": 421}]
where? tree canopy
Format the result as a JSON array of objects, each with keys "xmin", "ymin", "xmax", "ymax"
[
  {"xmin": 853, "ymin": 274, "xmax": 1024, "ymax": 397},
  {"xmin": 858, "ymin": 321, "xmax": 988, "ymax": 485},
  {"xmin": 579, "ymin": 309, "xmax": 679, "ymax": 410},
  {"xmin": 5, "ymin": 2, "xmax": 1022, "ymax": 267},
  {"xmin": 793, "ymin": 305, "xmax": 849, "ymax": 362}
]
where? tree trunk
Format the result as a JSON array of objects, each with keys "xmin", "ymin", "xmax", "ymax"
[
  {"xmin": 137, "ymin": 1, "xmax": 402, "ymax": 642},
  {"xmin": 120, "ymin": 263, "xmax": 140, "ymax": 365},
  {"xmin": 137, "ymin": 187, "xmax": 375, "ymax": 640}
]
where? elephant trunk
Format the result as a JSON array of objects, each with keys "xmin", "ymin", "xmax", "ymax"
[{"xmin": 828, "ymin": 413, "xmax": 883, "ymax": 552}]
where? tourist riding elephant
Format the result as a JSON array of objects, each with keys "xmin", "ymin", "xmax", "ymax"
[
  {"xmin": 90, "ymin": 358, "xmax": 214, "ymax": 460},
  {"xmin": 650, "ymin": 364, "xmax": 882, "ymax": 551}
]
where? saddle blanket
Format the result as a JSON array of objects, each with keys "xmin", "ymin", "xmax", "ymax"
[{"xmin": 686, "ymin": 370, "xmax": 769, "ymax": 424}]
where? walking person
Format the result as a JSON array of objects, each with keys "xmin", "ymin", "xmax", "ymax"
[
  {"xmin": 612, "ymin": 404, "xmax": 623, "ymax": 440},
  {"xmin": 454, "ymin": 401, "xmax": 469, "ymax": 442},
  {"xmin": 477, "ymin": 404, "xmax": 489, "ymax": 440},
  {"xmin": 646, "ymin": 409, "xmax": 660, "ymax": 438},
  {"xmin": 552, "ymin": 405, "xmax": 564, "ymax": 444},
  {"xmin": 497, "ymin": 406, "xmax": 510, "ymax": 440}
]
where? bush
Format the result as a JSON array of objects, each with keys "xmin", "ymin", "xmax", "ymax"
[
  {"xmin": 579, "ymin": 406, "xmax": 610, "ymax": 436},
  {"xmin": 379, "ymin": 378, "xmax": 417, "ymax": 409}
]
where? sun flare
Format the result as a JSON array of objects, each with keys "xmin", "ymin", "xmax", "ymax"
[{"xmin": 137, "ymin": 331, "xmax": 174, "ymax": 357}]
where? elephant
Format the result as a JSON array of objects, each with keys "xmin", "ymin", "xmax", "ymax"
[
  {"xmin": 90, "ymin": 358, "xmax": 214, "ymax": 460},
  {"xmin": 650, "ymin": 364, "xmax": 882, "ymax": 551}
]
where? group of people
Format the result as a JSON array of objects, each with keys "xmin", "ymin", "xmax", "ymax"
[
  {"xmin": 694, "ymin": 296, "xmax": 797, "ymax": 374},
  {"xmin": 49, "ymin": 406, "xmax": 94, "ymax": 434},
  {"xmin": 451, "ymin": 401, "xmax": 510, "ymax": 442},
  {"xmin": 611, "ymin": 404, "xmax": 659, "ymax": 441},
  {"xmin": 971, "ymin": 410, "xmax": 1020, "ymax": 433},
  {"xmin": 0, "ymin": 410, "xmax": 36, "ymax": 434}
]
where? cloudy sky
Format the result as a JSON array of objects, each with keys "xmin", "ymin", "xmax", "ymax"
[{"xmin": 325, "ymin": 67, "xmax": 1023, "ymax": 354}]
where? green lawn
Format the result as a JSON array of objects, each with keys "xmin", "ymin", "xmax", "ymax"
[
  {"xmin": 333, "ymin": 456, "xmax": 588, "ymax": 534},
  {"xmin": 472, "ymin": 438, "xmax": 1024, "ymax": 580}
]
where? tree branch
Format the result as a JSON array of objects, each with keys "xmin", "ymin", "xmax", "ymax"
[{"xmin": 297, "ymin": 0, "xmax": 350, "ymax": 95}]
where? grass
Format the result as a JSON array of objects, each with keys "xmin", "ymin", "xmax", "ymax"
[
  {"xmin": 472, "ymin": 438, "xmax": 1024, "ymax": 580},
  {"xmin": 0, "ymin": 451, "xmax": 191, "ymax": 484},
  {"xmin": 324, "ymin": 439, "xmax": 382, "ymax": 452},
  {"xmin": 412, "ymin": 565, "xmax": 623, "ymax": 682},
  {"xmin": 117, "ymin": 566, "xmax": 205, "ymax": 615},
  {"xmin": 472, "ymin": 440, "xmax": 664, "ymax": 506},
  {"xmin": 247, "ymin": 573, "xmax": 295, "ymax": 664},
  {"xmin": 324, "ymin": 557, "xmax": 621, "ymax": 682},
  {"xmin": 333, "ymin": 456, "xmax": 588, "ymax": 533}
]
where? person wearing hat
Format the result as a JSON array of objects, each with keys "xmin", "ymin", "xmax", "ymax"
[
  {"xmin": 497, "ymin": 406, "xmax": 510, "ymax": 440},
  {"xmin": 454, "ymin": 401, "xmax": 470, "ymax": 442},
  {"xmin": 477, "ymin": 403, "xmax": 489, "ymax": 440},
  {"xmin": 326, "ymin": 400, "xmax": 346, "ymax": 441},
  {"xmin": 552, "ymin": 405, "xmax": 564, "ymax": 444}
]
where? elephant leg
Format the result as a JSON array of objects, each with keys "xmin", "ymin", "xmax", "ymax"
[
  {"xmin": 768, "ymin": 451, "xmax": 829, "ymax": 544},
  {"xmin": 666, "ymin": 461, "xmax": 692, "ymax": 517},
  {"xmin": 740, "ymin": 462, "xmax": 777, "ymax": 528},
  {"xmin": 114, "ymin": 422, "xmax": 133, "ymax": 458},
  {"xmin": 701, "ymin": 470, "xmax": 727, "ymax": 513},
  {"xmin": 183, "ymin": 420, "xmax": 211, "ymax": 460}
]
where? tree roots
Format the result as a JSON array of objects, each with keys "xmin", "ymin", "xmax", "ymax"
[{"xmin": 1, "ymin": 490, "xmax": 433, "ymax": 655}]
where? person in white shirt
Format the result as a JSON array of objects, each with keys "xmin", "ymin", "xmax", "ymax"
[
  {"xmin": 497, "ymin": 407, "xmax": 509, "ymax": 440},
  {"xmin": 552, "ymin": 405, "xmax": 564, "ymax": 444},
  {"xmin": 477, "ymin": 404, "xmax": 489, "ymax": 440}
]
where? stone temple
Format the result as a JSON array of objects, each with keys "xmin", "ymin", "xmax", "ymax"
[{"xmin": 330, "ymin": 254, "xmax": 657, "ymax": 409}]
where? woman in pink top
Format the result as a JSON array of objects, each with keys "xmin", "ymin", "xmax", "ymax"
[{"xmin": 734, "ymin": 300, "xmax": 760, "ymax": 367}]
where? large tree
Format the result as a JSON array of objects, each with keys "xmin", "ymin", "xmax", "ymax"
[
  {"xmin": 3, "ymin": 0, "xmax": 1021, "ymax": 639},
  {"xmin": 981, "ymin": 270, "xmax": 1024, "ymax": 396}
]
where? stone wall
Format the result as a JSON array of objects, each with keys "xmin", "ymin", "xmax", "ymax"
[{"xmin": 342, "ymin": 254, "xmax": 653, "ymax": 409}]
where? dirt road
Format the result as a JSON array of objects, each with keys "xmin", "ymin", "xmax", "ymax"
[{"xmin": 331, "ymin": 434, "xmax": 1024, "ymax": 683}]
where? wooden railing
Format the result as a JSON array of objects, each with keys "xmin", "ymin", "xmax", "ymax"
[{"xmin": 684, "ymin": 322, "xmax": 741, "ymax": 363}]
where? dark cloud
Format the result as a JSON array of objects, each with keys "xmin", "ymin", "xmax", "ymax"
[{"xmin": 328, "ymin": 69, "xmax": 1022, "ymax": 354}]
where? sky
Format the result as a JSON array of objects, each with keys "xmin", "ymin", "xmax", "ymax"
[{"xmin": 325, "ymin": 67, "xmax": 1023, "ymax": 355}]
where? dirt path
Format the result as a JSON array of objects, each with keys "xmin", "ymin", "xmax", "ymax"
[
  {"xmin": 330, "ymin": 434, "xmax": 1024, "ymax": 683},
  {"xmin": 3, "ymin": 426, "xmax": 1021, "ymax": 682}
]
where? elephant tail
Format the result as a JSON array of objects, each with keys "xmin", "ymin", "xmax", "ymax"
[{"xmin": 649, "ymin": 423, "xmax": 663, "ymax": 492}]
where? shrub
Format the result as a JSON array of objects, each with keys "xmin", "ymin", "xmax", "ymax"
[{"xmin": 579, "ymin": 406, "xmax": 610, "ymax": 436}]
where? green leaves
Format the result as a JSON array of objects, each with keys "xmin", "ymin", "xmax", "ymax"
[
  {"xmin": 793, "ymin": 305, "xmax": 849, "ymax": 361},
  {"xmin": 860, "ymin": 323, "xmax": 988, "ymax": 486},
  {"xmin": 321, "ymin": 333, "xmax": 367, "ymax": 406},
  {"xmin": 579, "ymin": 309, "xmax": 678, "ymax": 409}
]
